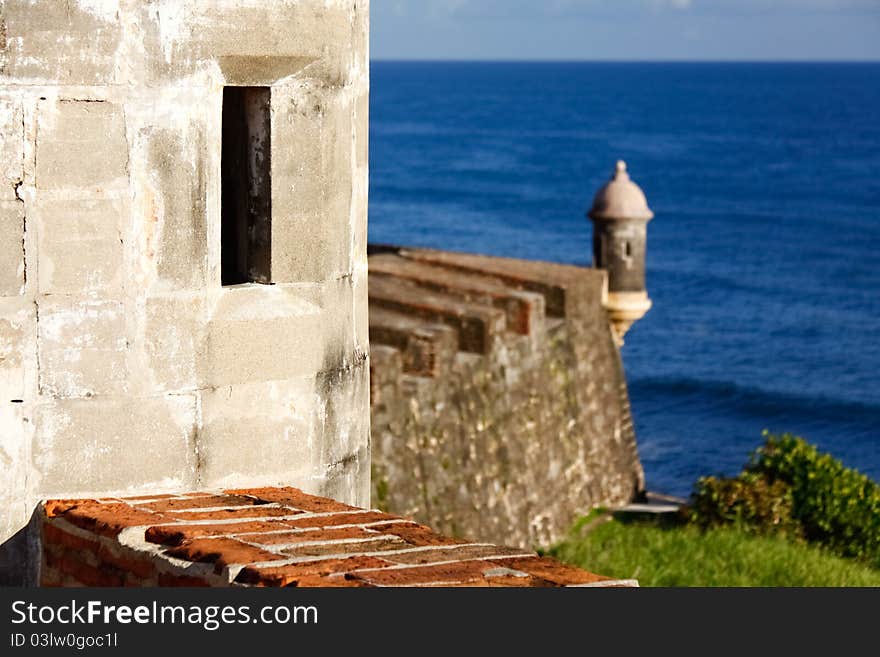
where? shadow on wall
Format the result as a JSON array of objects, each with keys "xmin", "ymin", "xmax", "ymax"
[{"xmin": 0, "ymin": 512, "xmax": 41, "ymax": 586}]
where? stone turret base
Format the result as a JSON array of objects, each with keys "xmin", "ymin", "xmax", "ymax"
[{"xmin": 605, "ymin": 291, "xmax": 653, "ymax": 346}]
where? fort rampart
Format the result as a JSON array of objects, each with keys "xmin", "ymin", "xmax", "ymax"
[{"xmin": 369, "ymin": 246, "xmax": 645, "ymax": 549}]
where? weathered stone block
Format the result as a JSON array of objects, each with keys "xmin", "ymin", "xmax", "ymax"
[
  {"xmin": 0, "ymin": 201, "xmax": 24, "ymax": 296},
  {"xmin": 0, "ymin": 346, "xmax": 29, "ymax": 520},
  {"xmin": 316, "ymin": 359, "xmax": 370, "ymax": 471},
  {"xmin": 204, "ymin": 285, "xmax": 325, "ymax": 387},
  {"xmin": 270, "ymin": 85, "xmax": 354, "ymax": 283},
  {"xmin": 35, "ymin": 198, "xmax": 124, "ymax": 296},
  {"xmin": 218, "ymin": 56, "xmax": 316, "ymax": 86},
  {"xmin": 37, "ymin": 298, "xmax": 127, "ymax": 398},
  {"xmin": 36, "ymin": 100, "xmax": 128, "ymax": 191},
  {"xmin": 314, "ymin": 447, "xmax": 371, "ymax": 509},
  {"xmin": 136, "ymin": 125, "xmax": 208, "ymax": 290},
  {"xmin": 182, "ymin": 3, "xmax": 353, "ymax": 70},
  {"xmin": 0, "ymin": 0, "xmax": 121, "ymax": 85},
  {"xmin": 312, "ymin": 276, "xmax": 370, "ymax": 371},
  {"xmin": 0, "ymin": 299, "xmax": 31, "ymax": 401},
  {"xmin": 143, "ymin": 294, "xmax": 206, "ymax": 393},
  {"xmin": 119, "ymin": 1, "xmax": 363, "ymax": 86},
  {"xmin": 355, "ymin": 90, "xmax": 369, "ymax": 170},
  {"xmin": 351, "ymin": 89, "xmax": 370, "ymax": 265},
  {"xmin": 0, "ymin": 403, "xmax": 30, "ymax": 566},
  {"xmin": 0, "ymin": 98, "xmax": 24, "ymax": 203},
  {"xmin": 32, "ymin": 395, "xmax": 199, "ymax": 495},
  {"xmin": 353, "ymin": 273, "xmax": 369, "ymax": 354},
  {"xmin": 197, "ymin": 379, "xmax": 315, "ymax": 490}
]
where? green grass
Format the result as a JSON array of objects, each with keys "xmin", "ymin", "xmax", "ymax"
[{"xmin": 546, "ymin": 517, "xmax": 880, "ymax": 587}]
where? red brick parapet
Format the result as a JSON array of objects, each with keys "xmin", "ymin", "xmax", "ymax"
[{"xmin": 39, "ymin": 487, "xmax": 636, "ymax": 588}]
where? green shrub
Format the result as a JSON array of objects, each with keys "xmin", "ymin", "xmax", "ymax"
[
  {"xmin": 689, "ymin": 471, "xmax": 796, "ymax": 536},
  {"xmin": 749, "ymin": 432, "xmax": 880, "ymax": 564},
  {"xmin": 687, "ymin": 431, "xmax": 880, "ymax": 567}
]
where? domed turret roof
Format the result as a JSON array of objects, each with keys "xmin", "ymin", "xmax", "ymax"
[{"xmin": 588, "ymin": 161, "xmax": 654, "ymax": 222}]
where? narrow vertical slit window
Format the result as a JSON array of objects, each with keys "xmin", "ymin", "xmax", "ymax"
[{"xmin": 221, "ymin": 86, "xmax": 272, "ymax": 285}]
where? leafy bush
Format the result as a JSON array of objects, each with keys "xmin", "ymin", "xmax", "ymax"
[
  {"xmin": 749, "ymin": 432, "xmax": 880, "ymax": 564},
  {"xmin": 687, "ymin": 432, "xmax": 880, "ymax": 566},
  {"xmin": 690, "ymin": 471, "xmax": 796, "ymax": 536}
]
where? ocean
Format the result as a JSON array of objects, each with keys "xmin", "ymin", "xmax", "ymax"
[{"xmin": 368, "ymin": 62, "xmax": 880, "ymax": 498}]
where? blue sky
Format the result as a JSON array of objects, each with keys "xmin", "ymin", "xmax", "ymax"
[{"xmin": 371, "ymin": 1, "xmax": 880, "ymax": 61}]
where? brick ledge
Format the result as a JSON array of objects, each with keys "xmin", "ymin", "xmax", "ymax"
[{"xmin": 39, "ymin": 488, "xmax": 637, "ymax": 588}]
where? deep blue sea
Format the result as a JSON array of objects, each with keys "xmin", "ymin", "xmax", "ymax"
[{"xmin": 368, "ymin": 62, "xmax": 880, "ymax": 498}]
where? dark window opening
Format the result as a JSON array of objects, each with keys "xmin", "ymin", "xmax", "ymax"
[
  {"xmin": 596, "ymin": 233, "xmax": 607, "ymax": 268},
  {"xmin": 221, "ymin": 86, "xmax": 272, "ymax": 285},
  {"xmin": 624, "ymin": 241, "xmax": 632, "ymax": 257}
]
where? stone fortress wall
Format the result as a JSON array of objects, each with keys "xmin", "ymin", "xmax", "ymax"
[
  {"xmin": 368, "ymin": 246, "xmax": 646, "ymax": 550},
  {"xmin": 0, "ymin": 0, "xmax": 370, "ymax": 585}
]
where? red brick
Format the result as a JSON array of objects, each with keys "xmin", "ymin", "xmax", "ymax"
[
  {"xmin": 224, "ymin": 487, "xmax": 359, "ymax": 513},
  {"xmin": 41, "ymin": 524, "xmax": 159, "ymax": 583},
  {"xmin": 48, "ymin": 501, "xmax": 167, "ymax": 538},
  {"xmin": 283, "ymin": 511, "xmax": 398, "ymax": 530},
  {"xmin": 43, "ymin": 522, "xmax": 101, "ymax": 554},
  {"xmin": 46, "ymin": 549, "xmax": 124, "ymax": 587},
  {"xmin": 281, "ymin": 536, "xmax": 406, "ymax": 558},
  {"xmin": 235, "ymin": 556, "xmax": 393, "ymax": 587},
  {"xmin": 165, "ymin": 507, "xmax": 299, "ymax": 521},
  {"xmin": 145, "ymin": 519, "xmax": 295, "ymax": 546},
  {"xmin": 136, "ymin": 495, "xmax": 265, "ymax": 512},
  {"xmin": 124, "ymin": 573, "xmax": 144, "ymax": 587},
  {"xmin": 165, "ymin": 538, "xmax": 286, "ymax": 572},
  {"xmin": 96, "ymin": 544, "xmax": 156, "ymax": 580},
  {"xmin": 44, "ymin": 499, "xmax": 97, "ymax": 518},
  {"xmin": 121, "ymin": 494, "xmax": 179, "ymax": 501},
  {"xmin": 40, "ymin": 565, "xmax": 63, "ymax": 587},
  {"xmin": 240, "ymin": 526, "xmax": 378, "ymax": 546},
  {"xmin": 292, "ymin": 575, "xmax": 367, "ymax": 588},
  {"xmin": 450, "ymin": 576, "xmax": 553, "ymax": 588},
  {"xmin": 369, "ymin": 522, "xmax": 468, "ymax": 547},
  {"xmin": 347, "ymin": 559, "xmax": 563, "ymax": 587},
  {"xmin": 59, "ymin": 575, "xmax": 84, "ymax": 587},
  {"xmin": 346, "ymin": 560, "xmax": 497, "ymax": 587},
  {"xmin": 491, "ymin": 557, "xmax": 609, "ymax": 585},
  {"xmin": 157, "ymin": 572, "xmax": 211, "ymax": 587},
  {"xmin": 379, "ymin": 544, "xmax": 526, "ymax": 566}
]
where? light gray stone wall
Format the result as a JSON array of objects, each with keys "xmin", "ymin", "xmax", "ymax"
[{"xmin": 0, "ymin": 0, "xmax": 370, "ymax": 584}]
